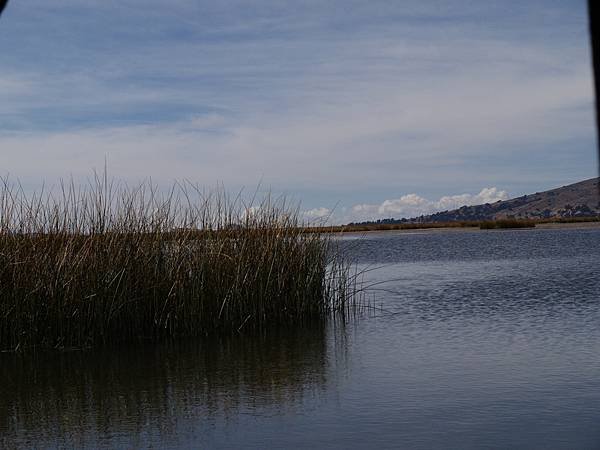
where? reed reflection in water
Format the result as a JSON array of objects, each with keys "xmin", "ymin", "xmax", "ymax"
[{"xmin": 0, "ymin": 323, "xmax": 346, "ymax": 449}]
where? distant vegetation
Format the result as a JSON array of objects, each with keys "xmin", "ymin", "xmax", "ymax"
[
  {"xmin": 307, "ymin": 221, "xmax": 479, "ymax": 233},
  {"xmin": 478, "ymin": 219, "xmax": 535, "ymax": 229},
  {"xmin": 307, "ymin": 217, "xmax": 600, "ymax": 234},
  {"xmin": 0, "ymin": 174, "xmax": 355, "ymax": 351}
]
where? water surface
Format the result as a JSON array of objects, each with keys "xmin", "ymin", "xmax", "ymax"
[{"xmin": 2, "ymin": 228, "xmax": 600, "ymax": 449}]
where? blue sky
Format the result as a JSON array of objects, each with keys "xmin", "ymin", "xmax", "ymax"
[{"xmin": 0, "ymin": 0, "xmax": 595, "ymax": 222}]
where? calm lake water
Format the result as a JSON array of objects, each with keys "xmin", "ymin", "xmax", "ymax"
[{"xmin": 2, "ymin": 227, "xmax": 600, "ymax": 449}]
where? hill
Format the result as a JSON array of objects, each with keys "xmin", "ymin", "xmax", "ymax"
[{"xmin": 353, "ymin": 178, "xmax": 600, "ymax": 225}]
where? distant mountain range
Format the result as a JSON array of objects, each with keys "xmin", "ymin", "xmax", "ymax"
[{"xmin": 351, "ymin": 178, "xmax": 600, "ymax": 225}]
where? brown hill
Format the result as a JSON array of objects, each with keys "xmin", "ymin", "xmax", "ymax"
[{"xmin": 413, "ymin": 178, "xmax": 600, "ymax": 222}]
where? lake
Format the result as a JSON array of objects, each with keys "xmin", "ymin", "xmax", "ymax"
[{"xmin": 2, "ymin": 227, "xmax": 600, "ymax": 449}]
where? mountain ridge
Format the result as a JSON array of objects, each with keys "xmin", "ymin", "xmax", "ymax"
[{"xmin": 350, "ymin": 178, "xmax": 600, "ymax": 225}]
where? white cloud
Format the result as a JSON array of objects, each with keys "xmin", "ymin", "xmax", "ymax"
[
  {"xmin": 347, "ymin": 187, "xmax": 510, "ymax": 223},
  {"xmin": 302, "ymin": 207, "xmax": 332, "ymax": 223}
]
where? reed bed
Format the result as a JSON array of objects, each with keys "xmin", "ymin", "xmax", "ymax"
[
  {"xmin": 0, "ymin": 174, "xmax": 354, "ymax": 351},
  {"xmin": 306, "ymin": 221, "xmax": 479, "ymax": 233},
  {"xmin": 478, "ymin": 219, "xmax": 536, "ymax": 229},
  {"xmin": 309, "ymin": 219, "xmax": 546, "ymax": 234}
]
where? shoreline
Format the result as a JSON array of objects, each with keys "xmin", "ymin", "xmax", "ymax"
[{"xmin": 323, "ymin": 220, "xmax": 600, "ymax": 237}]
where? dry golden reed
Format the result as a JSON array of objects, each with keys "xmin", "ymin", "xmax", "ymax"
[{"xmin": 0, "ymin": 173, "xmax": 353, "ymax": 351}]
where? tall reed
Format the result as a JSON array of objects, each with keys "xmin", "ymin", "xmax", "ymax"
[{"xmin": 0, "ymin": 174, "xmax": 353, "ymax": 351}]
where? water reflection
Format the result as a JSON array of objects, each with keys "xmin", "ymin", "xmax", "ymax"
[
  {"xmin": 341, "ymin": 229, "xmax": 600, "ymax": 324},
  {"xmin": 0, "ymin": 324, "xmax": 338, "ymax": 448},
  {"xmin": 2, "ymin": 228, "xmax": 600, "ymax": 449}
]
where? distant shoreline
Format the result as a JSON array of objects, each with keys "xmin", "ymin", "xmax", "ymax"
[
  {"xmin": 309, "ymin": 219, "xmax": 600, "ymax": 236},
  {"xmin": 535, "ymin": 221, "xmax": 600, "ymax": 230}
]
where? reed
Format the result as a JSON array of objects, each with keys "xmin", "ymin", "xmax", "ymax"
[
  {"xmin": 0, "ymin": 174, "xmax": 354, "ymax": 351},
  {"xmin": 307, "ymin": 221, "xmax": 479, "ymax": 233},
  {"xmin": 478, "ymin": 219, "xmax": 536, "ymax": 229}
]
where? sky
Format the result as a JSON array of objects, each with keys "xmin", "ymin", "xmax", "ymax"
[{"xmin": 0, "ymin": 0, "xmax": 596, "ymax": 223}]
